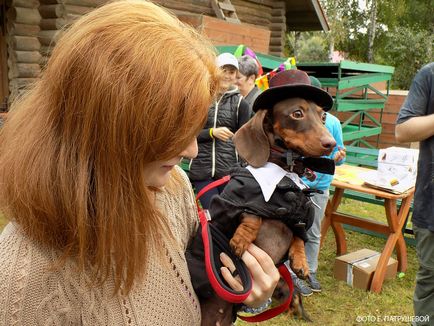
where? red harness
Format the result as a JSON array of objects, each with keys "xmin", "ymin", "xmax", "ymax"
[{"xmin": 195, "ymin": 176, "xmax": 294, "ymax": 322}]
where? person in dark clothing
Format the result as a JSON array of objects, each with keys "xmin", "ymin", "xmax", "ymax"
[
  {"xmin": 236, "ymin": 55, "xmax": 261, "ymax": 111},
  {"xmin": 395, "ymin": 62, "xmax": 434, "ymax": 326},
  {"xmin": 188, "ymin": 53, "xmax": 251, "ymax": 208}
]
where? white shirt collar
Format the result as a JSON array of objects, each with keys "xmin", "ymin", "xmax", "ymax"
[{"xmin": 246, "ymin": 162, "xmax": 306, "ymax": 202}]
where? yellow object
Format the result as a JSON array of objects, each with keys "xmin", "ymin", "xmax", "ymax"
[{"xmin": 390, "ymin": 178, "xmax": 399, "ymax": 186}]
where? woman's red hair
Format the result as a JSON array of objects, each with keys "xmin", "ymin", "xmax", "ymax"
[{"xmin": 0, "ymin": 0, "xmax": 220, "ymax": 294}]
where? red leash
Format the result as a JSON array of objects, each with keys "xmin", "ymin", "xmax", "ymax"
[
  {"xmin": 196, "ymin": 175, "xmax": 252, "ymax": 303},
  {"xmin": 238, "ymin": 264, "xmax": 294, "ymax": 322},
  {"xmin": 195, "ymin": 176, "xmax": 294, "ymax": 320}
]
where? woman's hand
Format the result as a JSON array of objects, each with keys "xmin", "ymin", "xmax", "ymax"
[
  {"xmin": 212, "ymin": 127, "xmax": 234, "ymax": 142},
  {"xmin": 220, "ymin": 244, "xmax": 280, "ymax": 308}
]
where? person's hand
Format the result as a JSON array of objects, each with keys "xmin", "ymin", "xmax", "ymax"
[
  {"xmin": 220, "ymin": 244, "xmax": 280, "ymax": 308},
  {"xmin": 212, "ymin": 127, "xmax": 234, "ymax": 142},
  {"xmin": 333, "ymin": 146, "xmax": 346, "ymax": 163}
]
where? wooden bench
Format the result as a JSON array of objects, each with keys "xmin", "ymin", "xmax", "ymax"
[{"xmin": 331, "ymin": 146, "xmax": 414, "ymax": 237}]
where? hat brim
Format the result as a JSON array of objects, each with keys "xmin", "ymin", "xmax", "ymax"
[{"xmin": 252, "ymin": 85, "xmax": 334, "ymax": 112}]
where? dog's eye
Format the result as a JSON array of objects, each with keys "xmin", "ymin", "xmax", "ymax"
[
  {"xmin": 321, "ymin": 112, "xmax": 327, "ymax": 124},
  {"xmin": 291, "ymin": 110, "xmax": 304, "ymax": 119}
]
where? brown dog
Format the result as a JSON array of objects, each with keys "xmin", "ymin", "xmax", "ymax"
[
  {"xmin": 231, "ymin": 99, "xmax": 336, "ymax": 273},
  {"xmin": 187, "ymin": 70, "xmax": 336, "ymax": 326}
]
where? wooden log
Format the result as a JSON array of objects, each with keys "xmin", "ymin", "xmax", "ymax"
[
  {"xmin": 7, "ymin": 7, "xmax": 41, "ymax": 25},
  {"xmin": 40, "ymin": 18, "xmax": 67, "ymax": 30},
  {"xmin": 8, "ymin": 50, "xmax": 42, "ymax": 64},
  {"xmin": 9, "ymin": 77, "xmax": 39, "ymax": 89},
  {"xmin": 40, "ymin": 0, "xmax": 60, "ymax": 4},
  {"xmin": 39, "ymin": 4, "xmax": 65, "ymax": 18},
  {"xmin": 8, "ymin": 87, "xmax": 34, "ymax": 102},
  {"xmin": 5, "ymin": 0, "xmax": 39, "ymax": 8},
  {"xmin": 9, "ymin": 36, "xmax": 40, "ymax": 51},
  {"xmin": 63, "ymin": 0, "xmax": 105, "ymax": 7},
  {"xmin": 271, "ymin": 8, "xmax": 285, "ymax": 16},
  {"xmin": 269, "ymin": 45, "xmax": 283, "ymax": 53},
  {"xmin": 65, "ymin": 13, "xmax": 82, "ymax": 24},
  {"xmin": 6, "ymin": 22, "xmax": 40, "ymax": 36},
  {"xmin": 270, "ymin": 23, "xmax": 284, "ymax": 31},
  {"xmin": 40, "ymin": 45, "xmax": 54, "ymax": 56},
  {"xmin": 269, "ymin": 37, "xmax": 284, "ymax": 46},
  {"xmin": 273, "ymin": 1, "xmax": 285, "ymax": 9},
  {"xmin": 38, "ymin": 30, "xmax": 62, "ymax": 46},
  {"xmin": 152, "ymin": 0, "xmax": 214, "ymax": 17},
  {"xmin": 64, "ymin": 4, "xmax": 95, "ymax": 15},
  {"xmin": 8, "ymin": 63, "xmax": 41, "ymax": 79},
  {"xmin": 270, "ymin": 16, "xmax": 285, "ymax": 24}
]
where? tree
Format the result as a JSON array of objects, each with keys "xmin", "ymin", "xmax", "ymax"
[
  {"xmin": 367, "ymin": 0, "xmax": 377, "ymax": 63},
  {"xmin": 379, "ymin": 26, "xmax": 432, "ymax": 89},
  {"xmin": 297, "ymin": 36, "xmax": 329, "ymax": 62}
]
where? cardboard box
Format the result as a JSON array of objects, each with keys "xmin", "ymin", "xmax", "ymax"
[{"xmin": 334, "ymin": 249, "xmax": 398, "ymax": 290}]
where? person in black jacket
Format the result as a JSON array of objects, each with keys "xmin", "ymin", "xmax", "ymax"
[{"xmin": 188, "ymin": 53, "xmax": 251, "ymax": 208}]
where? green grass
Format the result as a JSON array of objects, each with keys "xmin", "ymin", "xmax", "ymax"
[
  {"xmin": 0, "ymin": 200, "xmax": 418, "ymax": 325},
  {"xmin": 237, "ymin": 198, "xmax": 418, "ymax": 326}
]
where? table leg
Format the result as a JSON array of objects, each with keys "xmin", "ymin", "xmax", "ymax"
[
  {"xmin": 370, "ymin": 196, "xmax": 413, "ymax": 292},
  {"xmin": 394, "ymin": 195, "xmax": 413, "ymax": 272}
]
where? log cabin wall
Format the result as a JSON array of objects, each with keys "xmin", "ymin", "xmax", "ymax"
[
  {"xmin": 5, "ymin": 0, "xmax": 41, "ymax": 103},
  {"xmin": 1, "ymin": 0, "xmax": 294, "ymax": 105},
  {"xmin": 269, "ymin": 1, "xmax": 286, "ymax": 56},
  {"xmin": 38, "ymin": 0, "xmax": 103, "ymax": 62}
]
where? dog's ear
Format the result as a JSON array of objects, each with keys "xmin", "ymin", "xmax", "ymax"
[{"xmin": 233, "ymin": 109, "xmax": 270, "ymax": 167}]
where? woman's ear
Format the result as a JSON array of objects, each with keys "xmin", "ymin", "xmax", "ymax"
[{"xmin": 233, "ymin": 109, "xmax": 270, "ymax": 167}]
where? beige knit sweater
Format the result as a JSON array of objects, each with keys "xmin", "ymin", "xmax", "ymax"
[{"xmin": 0, "ymin": 166, "xmax": 201, "ymax": 325}]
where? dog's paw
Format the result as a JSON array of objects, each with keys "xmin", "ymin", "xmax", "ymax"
[
  {"xmin": 289, "ymin": 255, "xmax": 309, "ymax": 280},
  {"xmin": 229, "ymin": 236, "xmax": 250, "ymax": 257},
  {"xmin": 289, "ymin": 237, "xmax": 309, "ymax": 279}
]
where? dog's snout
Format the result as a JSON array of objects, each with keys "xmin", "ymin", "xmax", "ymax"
[{"xmin": 321, "ymin": 136, "xmax": 336, "ymax": 150}]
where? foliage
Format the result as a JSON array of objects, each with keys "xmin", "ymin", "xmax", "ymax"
[
  {"xmin": 297, "ymin": 36, "xmax": 329, "ymax": 62},
  {"xmin": 286, "ymin": 33, "xmax": 328, "ymax": 62},
  {"xmin": 378, "ymin": 26, "xmax": 433, "ymax": 89},
  {"xmin": 287, "ymin": 0, "xmax": 434, "ymax": 89}
]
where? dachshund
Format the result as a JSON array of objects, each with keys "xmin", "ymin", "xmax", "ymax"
[{"xmin": 187, "ymin": 97, "xmax": 336, "ymax": 326}]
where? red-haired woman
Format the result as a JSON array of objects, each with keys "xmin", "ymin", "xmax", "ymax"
[{"xmin": 0, "ymin": 1, "xmax": 278, "ymax": 325}]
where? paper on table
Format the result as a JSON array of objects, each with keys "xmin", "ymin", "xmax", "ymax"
[
  {"xmin": 333, "ymin": 164, "xmax": 366, "ymax": 185},
  {"xmin": 359, "ymin": 170, "xmax": 415, "ymax": 194}
]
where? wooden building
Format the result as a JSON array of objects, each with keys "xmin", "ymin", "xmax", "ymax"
[{"xmin": 0, "ymin": 0, "xmax": 329, "ymax": 108}]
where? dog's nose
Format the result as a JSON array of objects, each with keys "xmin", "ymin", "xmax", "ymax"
[{"xmin": 321, "ymin": 136, "xmax": 336, "ymax": 150}]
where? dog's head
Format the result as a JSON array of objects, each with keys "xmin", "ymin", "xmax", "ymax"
[{"xmin": 234, "ymin": 97, "xmax": 336, "ymax": 167}]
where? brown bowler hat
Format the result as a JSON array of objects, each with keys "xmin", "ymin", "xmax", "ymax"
[{"xmin": 252, "ymin": 69, "xmax": 333, "ymax": 112}]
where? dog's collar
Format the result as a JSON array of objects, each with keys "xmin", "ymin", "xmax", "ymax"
[
  {"xmin": 269, "ymin": 143, "xmax": 316, "ymax": 180},
  {"xmin": 270, "ymin": 140, "xmax": 336, "ymax": 178}
]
